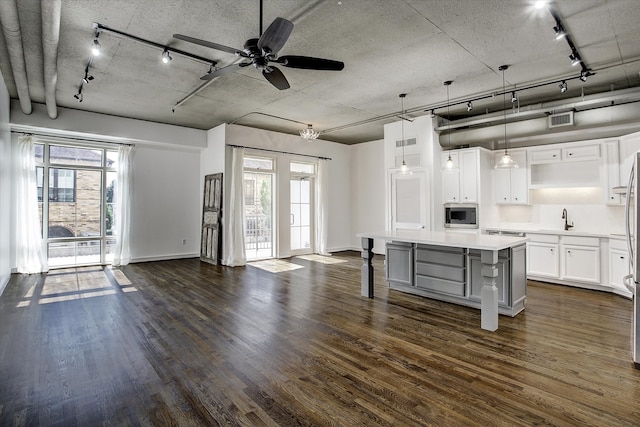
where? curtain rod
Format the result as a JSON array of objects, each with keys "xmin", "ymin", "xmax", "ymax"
[
  {"xmin": 226, "ymin": 144, "xmax": 332, "ymax": 160},
  {"xmin": 11, "ymin": 130, "xmax": 134, "ymax": 146}
]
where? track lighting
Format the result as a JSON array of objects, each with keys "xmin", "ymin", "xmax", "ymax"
[
  {"xmin": 430, "ymin": 109, "xmax": 436, "ymax": 118},
  {"xmin": 559, "ymin": 80, "xmax": 568, "ymax": 93},
  {"xmin": 300, "ymin": 124, "xmax": 319, "ymax": 141},
  {"xmin": 82, "ymin": 73, "xmax": 94, "ymax": 84},
  {"xmin": 580, "ymin": 70, "xmax": 592, "ymax": 82},
  {"xmin": 74, "ymin": 90, "xmax": 83, "ymax": 102},
  {"xmin": 91, "ymin": 38, "xmax": 101, "ymax": 56},
  {"xmin": 569, "ymin": 53, "xmax": 581, "ymax": 66},
  {"xmin": 511, "ymin": 91, "xmax": 518, "ymax": 103},
  {"xmin": 162, "ymin": 49, "xmax": 172, "ymax": 64},
  {"xmin": 466, "ymin": 101, "xmax": 473, "ymax": 112},
  {"xmin": 553, "ymin": 24, "xmax": 566, "ymax": 40}
]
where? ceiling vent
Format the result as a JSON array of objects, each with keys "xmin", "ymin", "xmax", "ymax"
[
  {"xmin": 548, "ymin": 111, "xmax": 574, "ymax": 128},
  {"xmin": 396, "ymin": 137, "xmax": 417, "ymax": 148}
]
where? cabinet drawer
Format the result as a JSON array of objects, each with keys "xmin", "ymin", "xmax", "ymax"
[
  {"xmin": 415, "ymin": 247, "xmax": 466, "ymax": 267},
  {"xmin": 528, "ymin": 234, "xmax": 559, "ymax": 244},
  {"xmin": 562, "ymin": 236, "xmax": 599, "ymax": 246},
  {"xmin": 530, "ymin": 149, "xmax": 561, "ymax": 163},
  {"xmin": 415, "ymin": 275, "xmax": 465, "ymax": 297},
  {"xmin": 563, "ymin": 144, "xmax": 600, "ymax": 161},
  {"xmin": 415, "ymin": 262, "xmax": 465, "ymax": 282}
]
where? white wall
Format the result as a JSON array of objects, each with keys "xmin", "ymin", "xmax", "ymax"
[
  {"xmin": 0, "ymin": 70, "xmax": 11, "ymax": 294},
  {"xmin": 349, "ymin": 139, "xmax": 386, "ymax": 254},
  {"xmin": 8, "ymin": 104, "xmax": 207, "ymax": 265}
]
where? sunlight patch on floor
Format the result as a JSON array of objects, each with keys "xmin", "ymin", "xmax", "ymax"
[
  {"xmin": 295, "ymin": 254, "xmax": 348, "ymax": 264},
  {"xmin": 249, "ymin": 259, "xmax": 304, "ymax": 273}
]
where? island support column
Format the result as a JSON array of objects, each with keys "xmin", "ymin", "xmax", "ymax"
[
  {"xmin": 480, "ymin": 249, "xmax": 499, "ymax": 331},
  {"xmin": 361, "ymin": 237, "xmax": 374, "ymax": 298}
]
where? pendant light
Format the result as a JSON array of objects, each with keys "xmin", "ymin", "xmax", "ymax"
[
  {"xmin": 442, "ymin": 80, "xmax": 459, "ymax": 172},
  {"xmin": 399, "ymin": 93, "xmax": 408, "ymax": 173},
  {"xmin": 494, "ymin": 65, "xmax": 519, "ymax": 169}
]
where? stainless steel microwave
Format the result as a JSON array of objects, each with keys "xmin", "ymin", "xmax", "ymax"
[{"xmin": 444, "ymin": 203, "xmax": 478, "ymax": 228}]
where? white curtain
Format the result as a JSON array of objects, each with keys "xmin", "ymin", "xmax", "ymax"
[
  {"xmin": 15, "ymin": 135, "xmax": 49, "ymax": 274},
  {"xmin": 224, "ymin": 147, "xmax": 247, "ymax": 266},
  {"xmin": 112, "ymin": 145, "xmax": 133, "ymax": 266},
  {"xmin": 314, "ymin": 158, "xmax": 329, "ymax": 255}
]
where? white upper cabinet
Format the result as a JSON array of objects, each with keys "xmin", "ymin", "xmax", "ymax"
[
  {"xmin": 442, "ymin": 149, "xmax": 478, "ymax": 203},
  {"xmin": 493, "ymin": 149, "xmax": 528, "ymax": 205}
]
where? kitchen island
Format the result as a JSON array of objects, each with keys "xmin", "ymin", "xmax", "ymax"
[{"xmin": 357, "ymin": 230, "xmax": 528, "ymax": 331}]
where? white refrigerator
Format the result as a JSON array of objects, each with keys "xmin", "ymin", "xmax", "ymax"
[{"xmin": 624, "ymin": 152, "xmax": 640, "ymax": 368}]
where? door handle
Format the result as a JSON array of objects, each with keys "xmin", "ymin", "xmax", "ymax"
[{"xmin": 290, "ymin": 213, "xmax": 295, "ymax": 225}]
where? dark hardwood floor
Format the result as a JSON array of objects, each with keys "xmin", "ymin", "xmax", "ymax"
[{"xmin": 1, "ymin": 251, "xmax": 639, "ymax": 426}]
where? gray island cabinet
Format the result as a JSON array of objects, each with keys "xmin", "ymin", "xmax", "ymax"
[{"xmin": 357, "ymin": 230, "xmax": 528, "ymax": 331}]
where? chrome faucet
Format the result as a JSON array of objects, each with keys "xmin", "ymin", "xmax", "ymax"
[{"xmin": 562, "ymin": 208, "xmax": 574, "ymax": 231}]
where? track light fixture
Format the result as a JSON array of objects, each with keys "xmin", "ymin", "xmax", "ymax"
[
  {"xmin": 569, "ymin": 52, "xmax": 581, "ymax": 66},
  {"xmin": 91, "ymin": 37, "xmax": 101, "ymax": 56},
  {"xmin": 162, "ymin": 49, "xmax": 172, "ymax": 64},
  {"xmin": 74, "ymin": 88, "xmax": 83, "ymax": 102},
  {"xmin": 430, "ymin": 109, "xmax": 436, "ymax": 118},
  {"xmin": 300, "ymin": 124, "xmax": 319, "ymax": 141},
  {"xmin": 553, "ymin": 24, "xmax": 567, "ymax": 40},
  {"xmin": 511, "ymin": 91, "xmax": 518, "ymax": 103},
  {"xmin": 559, "ymin": 80, "xmax": 568, "ymax": 93},
  {"xmin": 580, "ymin": 70, "xmax": 592, "ymax": 82},
  {"xmin": 466, "ymin": 101, "xmax": 473, "ymax": 112},
  {"xmin": 82, "ymin": 72, "xmax": 94, "ymax": 84}
]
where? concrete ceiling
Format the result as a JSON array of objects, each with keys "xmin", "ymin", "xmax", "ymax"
[{"xmin": 1, "ymin": 0, "xmax": 639, "ymax": 145}]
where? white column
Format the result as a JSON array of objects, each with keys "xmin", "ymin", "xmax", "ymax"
[{"xmin": 480, "ymin": 249, "xmax": 499, "ymax": 331}]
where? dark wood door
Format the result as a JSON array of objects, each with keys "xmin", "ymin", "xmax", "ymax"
[{"xmin": 201, "ymin": 173, "xmax": 222, "ymax": 264}]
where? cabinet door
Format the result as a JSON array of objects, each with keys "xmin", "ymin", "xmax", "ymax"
[
  {"xmin": 493, "ymin": 166, "xmax": 511, "ymax": 204},
  {"xmin": 527, "ymin": 243, "xmax": 559, "ymax": 278},
  {"xmin": 509, "ymin": 150, "xmax": 528, "ymax": 204},
  {"xmin": 386, "ymin": 243, "xmax": 413, "ymax": 286},
  {"xmin": 609, "ymin": 248, "xmax": 630, "ymax": 291},
  {"xmin": 442, "ymin": 152, "xmax": 460, "ymax": 202},
  {"xmin": 605, "ymin": 140, "xmax": 621, "ymax": 204},
  {"xmin": 561, "ymin": 245, "xmax": 600, "ymax": 283},
  {"xmin": 460, "ymin": 150, "xmax": 478, "ymax": 202},
  {"xmin": 469, "ymin": 256, "xmax": 508, "ymax": 306}
]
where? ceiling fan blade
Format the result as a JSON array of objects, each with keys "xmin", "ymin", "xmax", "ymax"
[
  {"xmin": 173, "ymin": 34, "xmax": 242, "ymax": 56},
  {"xmin": 277, "ymin": 55, "xmax": 345, "ymax": 71},
  {"xmin": 262, "ymin": 66, "xmax": 290, "ymax": 90},
  {"xmin": 200, "ymin": 63, "xmax": 247, "ymax": 80},
  {"xmin": 257, "ymin": 17, "xmax": 293, "ymax": 54}
]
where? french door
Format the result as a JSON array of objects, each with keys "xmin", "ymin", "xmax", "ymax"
[
  {"xmin": 243, "ymin": 156, "xmax": 275, "ymax": 260},
  {"xmin": 290, "ymin": 176, "xmax": 313, "ymax": 255}
]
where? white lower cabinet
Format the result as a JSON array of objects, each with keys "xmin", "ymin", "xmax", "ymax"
[
  {"xmin": 561, "ymin": 244, "xmax": 600, "ymax": 283},
  {"xmin": 527, "ymin": 242, "xmax": 559, "ymax": 278},
  {"xmin": 609, "ymin": 238, "xmax": 633, "ymax": 297},
  {"xmin": 527, "ymin": 234, "xmax": 603, "ymax": 287}
]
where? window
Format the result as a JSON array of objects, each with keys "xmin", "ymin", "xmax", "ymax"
[{"xmin": 48, "ymin": 168, "xmax": 76, "ymax": 202}]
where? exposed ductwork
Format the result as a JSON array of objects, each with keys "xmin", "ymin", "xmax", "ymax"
[
  {"xmin": 41, "ymin": 0, "xmax": 61, "ymax": 119},
  {"xmin": 0, "ymin": 0, "xmax": 31, "ymax": 115},
  {"xmin": 436, "ymin": 88, "xmax": 640, "ymax": 150}
]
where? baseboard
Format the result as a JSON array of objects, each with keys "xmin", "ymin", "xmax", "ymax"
[{"xmin": 130, "ymin": 253, "xmax": 200, "ymax": 264}]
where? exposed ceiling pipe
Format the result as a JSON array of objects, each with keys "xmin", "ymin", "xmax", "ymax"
[
  {"xmin": 41, "ymin": 0, "xmax": 61, "ymax": 119},
  {"xmin": 0, "ymin": 0, "xmax": 32, "ymax": 115}
]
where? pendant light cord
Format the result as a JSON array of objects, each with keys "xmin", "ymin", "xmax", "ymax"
[{"xmin": 502, "ymin": 68, "xmax": 508, "ymax": 155}]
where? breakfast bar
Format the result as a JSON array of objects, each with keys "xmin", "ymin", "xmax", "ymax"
[{"xmin": 357, "ymin": 230, "xmax": 528, "ymax": 331}]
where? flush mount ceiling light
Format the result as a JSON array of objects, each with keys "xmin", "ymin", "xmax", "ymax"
[
  {"xmin": 559, "ymin": 80, "xmax": 568, "ymax": 92},
  {"xmin": 442, "ymin": 81, "xmax": 459, "ymax": 172},
  {"xmin": 466, "ymin": 101, "xmax": 473, "ymax": 112},
  {"xmin": 494, "ymin": 65, "xmax": 519, "ymax": 169},
  {"xmin": 399, "ymin": 93, "xmax": 409, "ymax": 173},
  {"xmin": 300, "ymin": 124, "xmax": 319, "ymax": 141},
  {"xmin": 511, "ymin": 91, "xmax": 518, "ymax": 103},
  {"xmin": 162, "ymin": 49, "xmax": 172, "ymax": 64}
]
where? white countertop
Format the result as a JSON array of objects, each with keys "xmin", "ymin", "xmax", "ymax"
[
  {"xmin": 357, "ymin": 230, "xmax": 528, "ymax": 251},
  {"xmin": 484, "ymin": 227, "xmax": 625, "ymax": 239}
]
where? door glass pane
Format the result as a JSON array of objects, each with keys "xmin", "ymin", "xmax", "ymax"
[
  {"xmin": 50, "ymin": 145, "xmax": 103, "ymax": 167},
  {"xmin": 48, "ymin": 240, "xmax": 101, "ymax": 267},
  {"xmin": 300, "ymin": 226, "xmax": 311, "ymax": 249},
  {"xmin": 290, "ymin": 180, "xmax": 300, "ymax": 203},
  {"xmin": 106, "ymin": 171, "xmax": 117, "ymax": 237},
  {"xmin": 244, "ymin": 172, "xmax": 274, "ymax": 260},
  {"xmin": 290, "ymin": 178, "xmax": 312, "ymax": 252},
  {"xmin": 290, "ymin": 162, "xmax": 314, "ymax": 174},
  {"xmin": 48, "ymin": 168, "xmax": 102, "ymax": 237}
]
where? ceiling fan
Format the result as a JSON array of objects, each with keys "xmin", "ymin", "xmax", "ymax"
[{"xmin": 173, "ymin": 6, "xmax": 344, "ymax": 90}]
